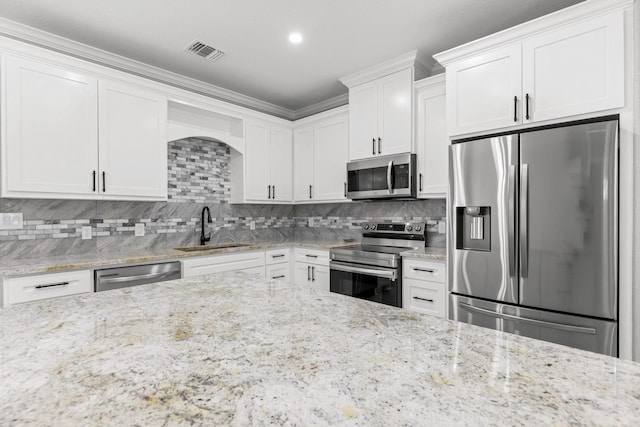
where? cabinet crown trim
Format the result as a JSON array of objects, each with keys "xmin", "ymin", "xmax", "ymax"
[
  {"xmin": 433, "ymin": 0, "xmax": 633, "ymax": 66},
  {"xmin": 339, "ymin": 50, "xmax": 435, "ymax": 88}
]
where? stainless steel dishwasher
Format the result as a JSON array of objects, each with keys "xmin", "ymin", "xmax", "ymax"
[{"xmin": 94, "ymin": 261, "xmax": 182, "ymax": 292}]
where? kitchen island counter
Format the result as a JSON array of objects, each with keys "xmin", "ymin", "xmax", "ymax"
[{"xmin": 1, "ymin": 272, "xmax": 638, "ymax": 425}]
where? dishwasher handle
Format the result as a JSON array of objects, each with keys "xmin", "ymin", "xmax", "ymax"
[{"xmin": 97, "ymin": 270, "xmax": 178, "ymax": 285}]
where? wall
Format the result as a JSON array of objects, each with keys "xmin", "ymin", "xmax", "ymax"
[{"xmin": 0, "ymin": 138, "xmax": 445, "ymax": 263}]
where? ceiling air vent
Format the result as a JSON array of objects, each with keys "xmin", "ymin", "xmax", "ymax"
[{"xmin": 185, "ymin": 40, "xmax": 225, "ymax": 61}]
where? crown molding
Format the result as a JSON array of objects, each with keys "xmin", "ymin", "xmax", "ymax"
[
  {"xmin": 434, "ymin": 0, "xmax": 634, "ymax": 66},
  {"xmin": 339, "ymin": 50, "xmax": 434, "ymax": 88},
  {"xmin": 291, "ymin": 93, "xmax": 349, "ymax": 120},
  {"xmin": 0, "ymin": 17, "xmax": 305, "ymax": 120}
]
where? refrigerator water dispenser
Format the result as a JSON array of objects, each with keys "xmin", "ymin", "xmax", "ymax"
[{"xmin": 456, "ymin": 206, "xmax": 490, "ymax": 251}]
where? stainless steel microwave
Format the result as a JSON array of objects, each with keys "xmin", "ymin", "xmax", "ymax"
[{"xmin": 346, "ymin": 153, "xmax": 417, "ymax": 200}]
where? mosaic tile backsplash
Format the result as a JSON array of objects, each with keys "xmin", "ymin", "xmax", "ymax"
[{"xmin": 0, "ymin": 138, "xmax": 446, "ymax": 261}]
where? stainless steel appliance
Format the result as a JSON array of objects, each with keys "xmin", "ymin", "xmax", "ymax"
[
  {"xmin": 330, "ymin": 222, "xmax": 426, "ymax": 307},
  {"xmin": 346, "ymin": 153, "xmax": 417, "ymax": 200},
  {"xmin": 95, "ymin": 261, "xmax": 182, "ymax": 292},
  {"xmin": 449, "ymin": 116, "xmax": 618, "ymax": 356}
]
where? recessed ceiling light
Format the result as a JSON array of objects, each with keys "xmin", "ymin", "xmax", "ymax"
[{"xmin": 289, "ymin": 32, "xmax": 303, "ymax": 44}]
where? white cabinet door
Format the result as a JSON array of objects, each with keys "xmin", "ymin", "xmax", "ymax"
[
  {"xmin": 348, "ymin": 81, "xmax": 378, "ymax": 160},
  {"xmin": 309, "ymin": 264, "xmax": 330, "ymax": 292},
  {"xmin": 3, "ymin": 56, "xmax": 99, "ymax": 198},
  {"xmin": 269, "ymin": 125, "xmax": 293, "ymax": 202},
  {"xmin": 244, "ymin": 121, "xmax": 270, "ymax": 201},
  {"xmin": 415, "ymin": 76, "xmax": 448, "ymax": 198},
  {"xmin": 446, "ymin": 44, "xmax": 522, "ymax": 136},
  {"xmin": 98, "ymin": 81, "xmax": 167, "ymax": 200},
  {"xmin": 3, "ymin": 270, "xmax": 92, "ymax": 307},
  {"xmin": 266, "ymin": 263, "xmax": 290, "ymax": 282},
  {"xmin": 522, "ymin": 11, "xmax": 624, "ymax": 123},
  {"xmin": 378, "ymin": 68, "xmax": 413, "ymax": 155},
  {"xmin": 314, "ymin": 114, "xmax": 348, "ymax": 201},
  {"xmin": 293, "ymin": 125, "xmax": 315, "ymax": 202},
  {"xmin": 294, "ymin": 262, "xmax": 312, "ymax": 286}
]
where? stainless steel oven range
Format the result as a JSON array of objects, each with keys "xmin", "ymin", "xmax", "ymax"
[{"xmin": 329, "ymin": 222, "xmax": 426, "ymax": 307}]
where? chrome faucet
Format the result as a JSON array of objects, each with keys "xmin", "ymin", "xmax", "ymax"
[{"xmin": 200, "ymin": 206, "xmax": 213, "ymax": 245}]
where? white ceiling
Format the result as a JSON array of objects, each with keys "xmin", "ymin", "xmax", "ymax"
[{"xmin": 0, "ymin": 0, "xmax": 583, "ymax": 114}]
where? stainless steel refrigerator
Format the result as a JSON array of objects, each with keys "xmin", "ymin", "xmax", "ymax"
[{"xmin": 449, "ymin": 117, "xmax": 618, "ymax": 356}]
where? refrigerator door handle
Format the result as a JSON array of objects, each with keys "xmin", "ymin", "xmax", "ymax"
[
  {"xmin": 508, "ymin": 165, "xmax": 516, "ymax": 277},
  {"xmin": 459, "ymin": 303, "xmax": 596, "ymax": 335},
  {"xmin": 520, "ymin": 164, "xmax": 529, "ymax": 278}
]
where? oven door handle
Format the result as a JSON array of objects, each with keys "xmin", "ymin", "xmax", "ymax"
[{"xmin": 330, "ymin": 261, "xmax": 397, "ymax": 281}]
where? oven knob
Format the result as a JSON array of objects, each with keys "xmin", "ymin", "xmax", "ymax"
[
  {"xmin": 406, "ymin": 225, "xmax": 413, "ymax": 231},
  {"xmin": 415, "ymin": 225, "xmax": 422, "ymax": 232},
  {"xmin": 363, "ymin": 224, "xmax": 369, "ymax": 230},
  {"xmin": 370, "ymin": 224, "xmax": 376, "ymax": 230}
]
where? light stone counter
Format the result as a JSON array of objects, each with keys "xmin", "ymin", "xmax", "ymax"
[
  {"xmin": 0, "ymin": 241, "xmax": 357, "ymax": 277},
  {"xmin": 400, "ymin": 246, "xmax": 447, "ymax": 261},
  {"xmin": 1, "ymin": 272, "xmax": 638, "ymax": 425}
]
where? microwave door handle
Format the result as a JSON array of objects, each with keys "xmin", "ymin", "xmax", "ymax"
[{"xmin": 387, "ymin": 160, "xmax": 393, "ymax": 194}]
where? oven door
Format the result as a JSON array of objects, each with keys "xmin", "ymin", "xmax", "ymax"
[{"xmin": 329, "ymin": 261, "xmax": 401, "ymax": 307}]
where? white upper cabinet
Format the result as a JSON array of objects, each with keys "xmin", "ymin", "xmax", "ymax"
[
  {"xmin": 293, "ymin": 125, "xmax": 315, "ymax": 201},
  {"xmin": 435, "ymin": 1, "xmax": 627, "ymax": 137},
  {"xmin": 521, "ymin": 12, "xmax": 624, "ymax": 124},
  {"xmin": 347, "ymin": 68, "xmax": 413, "ymax": 160},
  {"xmin": 2, "ymin": 53, "xmax": 169, "ymax": 201},
  {"xmin": 3, "ymin": 56, "xmax": 99, "ymax": 198},
  {"xmin": 98, "ymin": 81, "xmax": 167, "ymax": 199},
  {"xmin": 445, "ymin": 45, "xmax": 522, "ymax": 135},
  {"xmin": 293, "ymin": 107, "xmax": 349, "ymax": 203},
  {"xmin": 269, "ymin": 125, "xmax": 293, "ymax": 202},
  {"xmin": 415, "ymin": 75, "xmax": 448, "ymax": 198},
  {"xmin": 244, "ymin": 120, "xmax": 292, "ymax": 203},
  {"xmin": 340, "ymin": 51, "xmax": 433, "ymax": 161}
]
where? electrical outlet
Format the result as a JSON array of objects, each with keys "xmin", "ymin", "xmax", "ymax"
[
  {"xmin": 81, "ymin": 226, "xmax": 92, "ymax": 240},
  {"xmin": 249, "ymin": 220, "xmax": 255, "ymax": 231},
  {"xmin": 308, "ymin": 217, "xmax": 314, "ymax": 227},
  {"xmin": 135, "ymin": 223, "xmax": 145, "ymax": 237},
  {"xmin": 0, "ymin": 213, "xmax": 23, "ymax": 230},
  {"xmin": 438, "ymin": 221, "xmax": 446, "ymax": 234}
]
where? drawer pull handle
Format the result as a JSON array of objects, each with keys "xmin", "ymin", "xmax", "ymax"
[
  {"xmin": 413, "ymin": 268, "xmax": 435, "ymax": 273},
  {"xmin": 272, "ymin": 275, "xmax": 285, "ymax": 279},
  {"xmin": 413, "ymin": 296, "xmax": 434, "ymax": 303},
  {"xmin": 305, "ymin": 254, "xmax": 318, "ymax": 258},
  {"xmin": 35, "ymin": 281, "xmax": 70, "ymax": 289},
  {"xmin": 271, "ymin": 254, "xmax": 285, "ymax": 258}
]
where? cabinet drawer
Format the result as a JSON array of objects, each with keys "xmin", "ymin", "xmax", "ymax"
[
  {"xmin": 183, "ymin": 251, "xmax": 265, "ymax": 278},
  {"xmin": 403, "ymin": 278, "xmax": 446, "ymax": 318},
  {"xmin": 403, "ymin": 259, "xmax": 445, "ymax": 283},
  {"xmin": 265, "ymin": 248, "xmax": 290, "ymax": 265},
  {"xmin": 266, "ymin": 264, "xmax": 290, "ymax": 282},
  {"xmin": 294, "ymin": 248, "xmax": 329, "ymax": 266},
  {"xmin": 4, "ymin": 270, "xmax": 92, "ymax": 306}
]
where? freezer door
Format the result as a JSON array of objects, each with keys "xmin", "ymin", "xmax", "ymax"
[
  {"xmin": 449, "ymin": 135, "xmax": 519, "ymax": 303},
  {"xmin": 519, "ymin": 120, "xmax": 618, "ymax": 319},
  {"xmin": 450, "ymin": 294, "xmax": 618, "ymax": 357}
]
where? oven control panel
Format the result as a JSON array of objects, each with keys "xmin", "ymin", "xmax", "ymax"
[{"xmin": 362, "ymin": 222, "xmax": 425, "ymax": 235}]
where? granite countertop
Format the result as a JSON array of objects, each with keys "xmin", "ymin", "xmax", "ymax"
[
  {"xmin": 0, "ymin": 241, "xmax": 358, "ymax": 277},
  {"xmin": 1, "ymin": 272, "xmax": 638, "ymax": 425},
  {"xmin": 400, "ymin": 246, "xmax": 447, "ymax": 261}
]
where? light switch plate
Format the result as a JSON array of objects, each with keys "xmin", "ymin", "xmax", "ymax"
[
  {"xmin": 308, "ymin": 218, "xmax": 314, "ymax": 227},
  {"xmin": 0, "ymin": 213, "xmax": 23, "ymax": 230},
  {"xmin": 438, "ymin": 221, "xmax": 446, "ymax": 234},
  {"xmin": 81, "ymin": 226, "xmax": 92, "ymax": 240},
  {"xmin": 249, "ymin": 220, "xmax": 255, "ymax": 231},
  {"xmin": 135, "ymin": 223, "xmax": 145, "ymax": 237}
]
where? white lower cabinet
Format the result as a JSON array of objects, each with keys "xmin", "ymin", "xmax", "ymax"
[
  {"xmin": 3, "ymin": 270, "xmax": 92, "ymax": 307},
  {"xmin": 182, "ymin": 251, "xmax": 266, "ymax": 278},
  {"xmin": 265, "ymin": 248, "xmax": 291, "ymax": 282},
  {"xmin": 294, "ymin": 248, "xmax": 330, "ymax": 292},
  {"xmin": 402, "ymin": 258, "xmax": 446, "ymax": 318}
]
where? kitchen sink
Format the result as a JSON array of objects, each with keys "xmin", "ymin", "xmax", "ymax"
[{"xmin": 173, "ymin": 243, "xmax": 252, "ymax": 252}]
